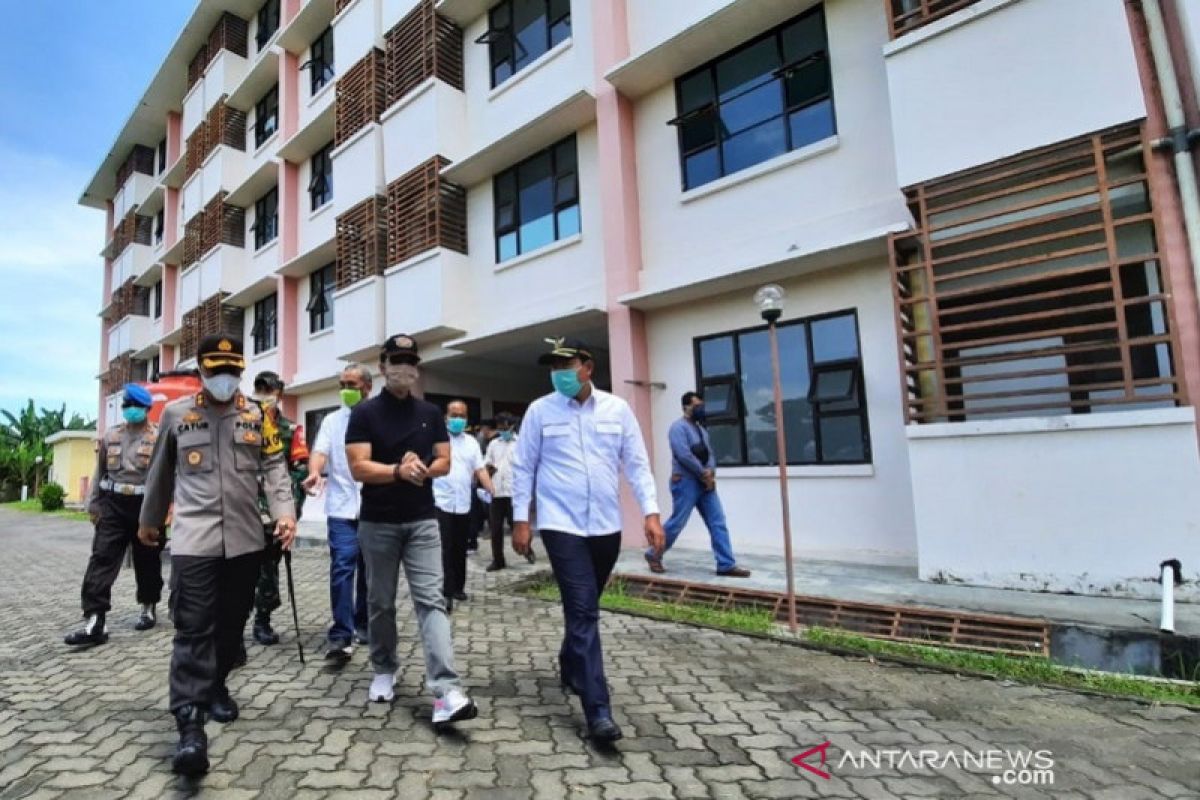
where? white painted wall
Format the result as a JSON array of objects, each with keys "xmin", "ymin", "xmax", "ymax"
[
  {"xmin": 295, "ymin": 272, "xmax": 341, "ymax": 386},
  {"xmin": 334, "ymin": 0, "xmax": 383, "ymax": 70},
  {"xmin": 206, "ymin": 50, "xmax": 249, "ymax": 103},
  {"xmin": 885, "ymin": 0, "xmax": 1146, "ymax": 186},
  {"xmin": 299, "ymin": 177, "xmax": 336, "ymax": 255},
  {"xmin": 460, "ymin": 124, "xmax": 605, "ymax": 339},
  {"xmin": 183, "ymin": 82, "xmax": 206, "ymax": 140},
  {"xmin": 381, "ymin": 80, "xmax": 468, "ymax": 183},
  {"xmin": 333, "ymin": 275, "xmax": 386, "ymax": 358},
  {"xmin": 459, "ymin": 0, "xmax": 594, "ymax": 154},
  {"xmin": 644, "ymin": 260, "xmax": 918, "ymax": 566},
  {"xmin": 300, "ymin": 70, "xmax": 336, "ymax": 132},
  {"xmin": 384, "ymin": 250, "xmax": 472, "ymax": 339},
  {"xmin": 908, "ymin": 410, "xmax": 1200, "ymax": 600},
  {"xmin": 332, "ymin": 126, "xmax": 385, "ymax": 213},
  {"xmin": 633, "ymin": 0, "xmax": 907, "ymax": 289},
  {"xmin": 381, "ymin": 0, "xmax": 422, "ymax": 31}
]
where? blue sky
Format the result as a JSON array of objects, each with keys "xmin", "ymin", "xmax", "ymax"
[{"xmin": 0, "ymin": 2, "xmax": 191, "ymax": 422}]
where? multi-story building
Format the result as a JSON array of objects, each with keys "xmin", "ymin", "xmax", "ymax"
[{"xmin": 82, "ymin": 0, "xmax": 1200, "ymax": 599}]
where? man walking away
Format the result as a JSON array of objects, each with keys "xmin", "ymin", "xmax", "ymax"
[
  {"xmin": 304, "ymin": 364, "xmax": 373, "ymax": 662},
  {"xmin": 65, "ymin": 384, "xmax": 165, "ymax": 646},
  {"xmin": 345, "ymin": 334, "xmax": 477, "ymax": 730},
  {"xmin": 434, "ymin": 400, "xmax": 496, "ymax": 606},
  {"xmin": 646, "ymin": 392, "xmax": 750, "ymax": 578},
  {"xmin": 483, "ymin": 412, "xmax": 533, "ymax": 571},
  {"xmin": 512, "ymin": 337, "xmax": 665, "ymax": 744},
  {"xmin": 138, "ymin": 335, "xmax": 296, "ymax": 776}
]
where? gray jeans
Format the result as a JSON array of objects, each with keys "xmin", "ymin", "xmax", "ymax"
[{"xmin": 358, "ymin": 518, "xmax": 461, "ymax": 696}]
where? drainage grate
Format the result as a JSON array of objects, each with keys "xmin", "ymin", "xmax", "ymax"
[{"xmin": 616, "ymin": 575, "xmax": 1050, "ymax": 657}]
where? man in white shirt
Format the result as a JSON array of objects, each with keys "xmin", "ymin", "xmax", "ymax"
[
  {"xmin": 433, "ymin": 400, "xmax": 496, "ymax": 608},
  {"xmin": 512, "ymin": 338, "xmax": 665, "ymax": 744},
  {"xmin": 303, "ymin": 364, "xmax": 371, "ymax": 662},
  {"xmin": 483, "ymin": 412, "xmax": 535, "ymax": 571}
]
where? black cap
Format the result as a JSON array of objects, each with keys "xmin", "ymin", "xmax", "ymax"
[
  {"xmin": 538, "ymin": 337, "xmax": 593, "ymax": 365},
  {"xmin": 381, "ymin": 333, "xmax": 421, "ymax": 363},
  {"xmin": 198, "ymin": 334, "xmax": 246, "ymax": 370},
  {"xmin": 254, "ymin": 370, "xmax": 284, "ymax": 392}
]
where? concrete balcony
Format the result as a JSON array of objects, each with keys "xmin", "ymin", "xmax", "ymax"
[
  {"xmin": 207, "ymin": 48, "xmax": 252, "ymax": 108},
  {"xmin": 333, "ymin": 275, "xmax": 386, "ymax": 360},
  {"xmin": 178, "ymin": 245, "xmax": 246, "ymax": 318},
  {"xmin": 113, "ymin": 241, "xmax": 156, "ymax": 286},
  {"xmin": 884, "ymin": 0, "xmax": 1146, "ymax": 186},
  {"xmin": 183, "ymin": 146, "xmax": 248, "ymax": 221},
  {"xmin": 381, "ymin": 79, "xmax": 467, "ymax": 184},
  {"xmin": 107, "ymin": 314, "xmax": 153, "ymax": 358},
  {"xmin": 226, "ymin": 237, "xmax": 282, "ymax": 307},
  {"xmin": 334, "ymin": 0, "xmax": 385, "ymax": 71},
  {"xmin": 383, "ymin": 249, "xmax": 471, "ymax": 342},
  {"xmin": 332, "ymin": 124, "xmax": 386, "ymax": 213},
  {"xmin": 114, "ymin": 172, "xmax": 157, "ymax": 220}
]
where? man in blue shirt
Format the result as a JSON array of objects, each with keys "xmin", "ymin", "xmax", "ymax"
[{"xmin": 646, "ymin": 391, "xmax": 750, "ymax": 578}]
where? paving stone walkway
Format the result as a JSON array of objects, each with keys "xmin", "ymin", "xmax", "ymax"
[{"xmin": 0, "ymin": 509, "xmax": 1196, "ymax": 799}]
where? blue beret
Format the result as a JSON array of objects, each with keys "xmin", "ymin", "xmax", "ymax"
[{"xmin": 123, "ymin": 383, "xmax": 153, "ymax": 408}]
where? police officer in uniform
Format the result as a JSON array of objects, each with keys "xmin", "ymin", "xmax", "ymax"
[
  {"xmin": 249, "ymin": 371, "xmax": 308, "ymax": 646},
  {"xmin": 138, "ymin": 335, "xmax": 296, "ymax": 776},
  {"xmin": 64, "ymin": 384, "xmax": 165, "ymax": 646}
]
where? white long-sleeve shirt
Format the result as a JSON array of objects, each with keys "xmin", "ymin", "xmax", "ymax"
[
  {"xmin": 513, "ymin": 388, "xmax": 659, "ymax": 537},
  {"xmin": 433, "ymin": 432, "xmax": 484, "ymax": 515},
  {"xmin": 312, "ymin": 406, "xmax": 361, "ymax": 520}
]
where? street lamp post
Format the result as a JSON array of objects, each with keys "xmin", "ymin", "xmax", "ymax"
[
  {"xmin": 754, "ymin": 285, "xmax": 798, "ymax": 634},
  {"xmin": 33, "ymin": 455, "xmax": 44, "ymax": 498}
]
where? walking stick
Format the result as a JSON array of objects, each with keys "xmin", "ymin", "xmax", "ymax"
[{"xmin": 283, "ymin": 549, "xmax": 306, "ymax": 664}]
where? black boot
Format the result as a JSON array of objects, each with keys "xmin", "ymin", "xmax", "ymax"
[
  {"xmin": 210, "ymin": 685, "xmax": 239, "ymax": 724},
  {"xmin": 64, "ymin": 613, "xmax": 108, "ymax": 647},
  {"xmin": 134, "ymin": 604, "xmax": 156, "ymax": 631},
  {"xmin": 172, "ymin": 705, "xmax": 209, "ymax": 776},
  {"xmin": 252, "ymin": 616, "xmax": 279, "ymax": 646}
]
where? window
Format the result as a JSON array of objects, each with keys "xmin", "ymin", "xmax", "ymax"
[
  {"xmin": 307, "ymin": 263, "xmax": 335, "ymax": 333},
  {"xmin": 305, "ymin": 406, "xmax": 339, "ymax": 452},
  {"xmin": 670, "ymin": 6, "xmax": 835, "ymax": 191},
  {"xmin": 493, "ymin": 136, "xmax": 579, "ymax": 262},
  {"xmin": 694, "ymin": 309, "xmax": 870, "ymax": 466},
  {"xmin": 252, "ymin": 293, "xmax": 278, "ymax": 354},
  {"xmin": 154, "ymin": 209, "xmax": 165, "ymax": 245},
  {"xmin": 309, "ymin": 142, "xmax": 333, "ymax": 210},
  {"xmin": 254, "ymin": 84, "xmax": 279, "ymax": 148},
  {"xmin": 309, "ymin": 26, "xmax": 335, "ymax": 95},
  {"xmin": 256, "ymin": 0, "xmax": 280, "ymax": 51},
  {"xmin": 150, "ymin": 354, "xmax": 161, "ymax": 381},
  {"xmin": 425, "ymin": 393, "xmax": 482, "ymax": 423},
  {"xmin": 157, "ymin": 138, "xmax": 168, "ymax": 174},
  {"xmin": 152, "ymin": 280, "xmax": 163, "ymax": 320},
  {"xmin": 253, "ymin": 187, "xmax": 279, "ymax": 249},
  {"xmin": 481, "ymin": 0, "xmax": 571, "ymax": 88}
]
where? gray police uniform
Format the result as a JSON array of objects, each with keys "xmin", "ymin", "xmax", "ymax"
[
  {"xmin": 140, "ymin": 391, "xmax": 295, "ymax": 711},
  {"xmin": 80, "ymin": 422, "xmax": 164, "ymax": 617}
]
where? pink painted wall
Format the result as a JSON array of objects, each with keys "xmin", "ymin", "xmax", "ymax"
[
  {"xmin": 166, "ymin": 111, "xmax": 182, "ymax": 167},
  {"xmin": 281, "ymin": 50, "xmax": 300, "ymax": 142}
]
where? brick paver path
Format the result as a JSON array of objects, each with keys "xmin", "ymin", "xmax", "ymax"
[{"xmin": 0, "ymin": 509, "xmax": 1196, "ymax": 799}]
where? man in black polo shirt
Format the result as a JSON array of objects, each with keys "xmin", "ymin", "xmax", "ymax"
[{"xmin": 346, "ymin": 334, "xmax": 478, "ymax": 729}]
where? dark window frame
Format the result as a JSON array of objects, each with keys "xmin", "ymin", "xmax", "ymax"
[
  {"xmin": 308, "ymin": 26, "xmax": 335, "ymax": 95},
  {"xmin": 252, "ymin": 186, "xmax": 279, "ymax": 249},
  {"xmin": 305, "ymin": 406, "xmax": 339, "ymax": 453},
  {"xmin": 306, "ymin": 263, "xmax": 336, "ymax": 333},
  {"xmin": 481, "ymin": 0, "xmax": 571, "ymax": 89},
  {"xmin": 256, "ymin": 0, "xmax": 281, "ymax": 51},
  {"xmin": 153, "ymin": 209, "xmax": 165, "ymax": 245},
  {"xmin": 493, "ymin": 135, "xmax": 579, "ymax": 263},
  {"xmin": 693, "ymin": 308, "xmax": 871, "ymax": 466},
  {"xmin": 152, "ymin": 280, "xmax": 163, "ymax": 320},
  {"xmin": 254, "ymin": 84, "xmax": 279, "ymax": 148},
  {"xmin": 308, "ymin": 142, "xmax": 334, "ymax": 210},
  {"xmin": 157, "ymin": 138, "xmax": 168, "ymax": 174},
  {"xmin": 670, "ymin": 4, "xmax": 836, "ymax": 191},
  {"xmin": 251, "ymin": 292, "xmax": 279, "ymax": 354}
]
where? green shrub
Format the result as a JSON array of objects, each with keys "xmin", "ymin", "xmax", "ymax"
[{"xmin": 38, "ymin": 482, "xmax": 65, "ymax": 512}]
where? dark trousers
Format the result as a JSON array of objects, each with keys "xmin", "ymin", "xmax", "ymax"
[
  {"xmin": 327, "ymin": 517, "xmax": 368, "ymax": 645},
  {"xmin": 468, "ymin": 494, "xmax": 487, "ymax": 548},
  {"xmin": 488, "ymin": 497, "xmax": 514, "ymax": 566},
  {"xmin": 169, "ymin": 551, "xmax": 262, "ymax": 712},
  {"xmin": 541, "ymin": 530, "xmax": 621, "ymax": 723},
  {"xmin": 254, "ymin": 525, "xmax": 283, "ymax": 623},
  {"xmin": 437, "ymin": 510, "xmax": 470, "ymax": 597},
  {"xmin": 81, "ymin": 493, "xmax": 164, "ymax": 616}
]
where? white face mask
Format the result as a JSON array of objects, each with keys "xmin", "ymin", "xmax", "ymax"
[
  {"xmin": 203, "ymin": 373, "xmax": 241, "ymax": 402},
  {"xmin": 384, "ymin": 363, "xmax": 419, "ymax": 394}
]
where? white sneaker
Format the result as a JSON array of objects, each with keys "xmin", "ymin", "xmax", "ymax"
[
  {"xmin": 432, "ymin": 688, "xmax": 478, "ymax": 728},
  {"xmin": 368, "ymin": 673, "xmax": 395, "ymax": 703}
]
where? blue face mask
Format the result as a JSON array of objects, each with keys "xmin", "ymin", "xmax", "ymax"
[
  {"xmin": 123, "ymin": 406, "xmax": 148, "ymax": 425},
  {"xmin": 500, "ymin": 430, "xmax": 515, "ymax": 441},
  {"xmin": 551, "ymin": 368, "xmax": 583, "ymax": 399},
  {"xmin": 447, "ymin": 417, "xmax": 468, "ymax": 435},
  {"xmin": 691, "ymin": 405, "xmax": 707, "ymax": 423}
]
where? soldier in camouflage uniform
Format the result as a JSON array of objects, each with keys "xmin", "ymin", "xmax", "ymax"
[{"xmin": 250, "ymin": 371, "xmax": 309, "ymax": 646}]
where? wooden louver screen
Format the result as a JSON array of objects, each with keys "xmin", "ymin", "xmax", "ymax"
[
  {"xmin": 201, "ymin": 193, "xmax": 246, "ymax": 254},
  {"xmin": 185, "ymin": 124, "xmax": 207, "ymax": 181},
  {"xmin": 384, "ymin": 0, "xmax": 464, "ymax": 108},
  {"xmin": 187, "ymin": 44, "xmax": 209, "ymax": 90},
  {"xmin": 109, "ymin": 279, "xmax": 139, "ymax": 321},
  {"xmin": 205, "ymin": 99, "xmax": 248, "ymax": 159},
  {"xmin": 889, "ymin": 122, "xmax": 1183, "ymax": 423},
  {"xmin": 335, "ymin": 0, "xmax": 355, "ymax": 13},
  {"xmin": 335, "ymin": 48, "xmax": 387, "ymax": 146},
  {"xmin": 183, "ymin": 212, "xmax": 206, "ymax": 269},
  {"xmin": 180, "ymin": 293, "xmax": 243, "ymax": 363},
  {"xmin": 103, "ymin": 353, "xmax": 134, "ymax": 397},
  {"xmin": 386, "ymin": 156, "xmax": 467, "ymax": 266},
  {"xmin": 187, "ymin": 13, "xmax": 249, "ymax": 90},
  {"xmin": 112, "ymin": 208, "xmax": 153, "ymax": 256},
  {"xmin": 336, "ymin": 195, "xmax": 389, "ymax": 289},
  {"xmin": 886, "ymin": 0, "xmax": 983, "ymax": 40},
  {"xmin": 115, "ymin": 145, "xmax": 156, "ymax": 189}
]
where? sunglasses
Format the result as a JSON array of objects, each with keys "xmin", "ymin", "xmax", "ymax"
[{"xmin": 385, "ymin": 355, "xmax": 419, "ymax": 366}]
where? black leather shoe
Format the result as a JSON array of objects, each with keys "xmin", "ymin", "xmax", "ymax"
[
  {"xmin": 172, "ymin": 705, "xmax": 209, "ymax": 776},
  {"xmin": 210, "ymin": 687, "xmax": 239, "ymax": 724},
  {"xmin": 134, "ymin": 604, "xmax": 157, "ymax": 631},
  {"xmin": 486, "ymin": 562, "xmax": 506, "ymax": 572},
  {"xmin": 587, "ymin": 717, "xmax": 623, "ymax": 743},
  {"xmin": 453, "ymin": 592, "xmax": 469, "ymax": 602},
  {"xmin": 253, "ymin": 619, "xmax": 279, "ymax": 646},
  {"xmin": 525, "ymin": 550, "xmax": 537, "ymax": 565},
  {"xmin": 64, "ymin": 614, "xmax": 108, "ymax": 647}
]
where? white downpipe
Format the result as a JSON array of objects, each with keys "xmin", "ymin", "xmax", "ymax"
[
  {"xmin": 1142, "ymin": 0, "xmax": 1200, "ymax": 302},
  {"xmin": 1160, "ymin": 559, "xmax": 1181, "ymax": 633}
]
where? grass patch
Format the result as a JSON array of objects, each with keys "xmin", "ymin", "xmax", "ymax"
[
  {"xmin": 806, "ymin": 627, "xmax": 1200, "ymax": 708},
  {"xmin": 1, "ymin": 499, "xmax": 90, "ymax": 523},
  {"xmin": 523, "ymin": 577, "xmax": 776, "ymax": 636}
]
